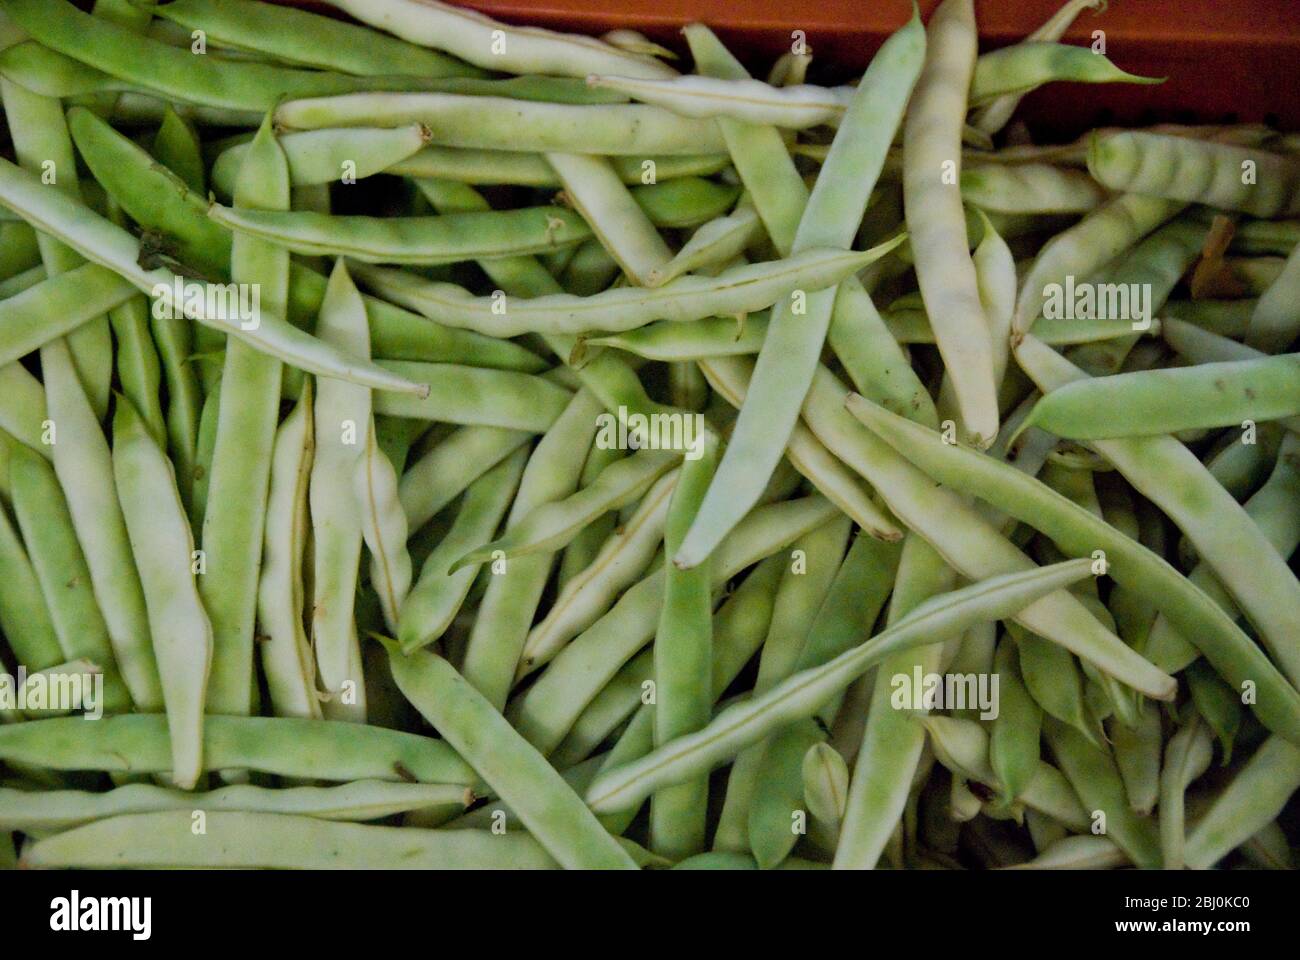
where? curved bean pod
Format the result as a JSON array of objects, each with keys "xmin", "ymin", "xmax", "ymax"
[
  {"xmin": 453, "ymin": 449, "xmax": 678, "ymax": 571},
  {"xmin": 399, "ymin": 426, "xmax": 535, "ymax": 534},
  {"xmin": 1246, "ymin": 238, "xmax": 1300, "ymax": 352},
  {"xmin": 1090, "ymin": 131, "xmax": 1300, "ymax": 218},
  {"xmin": 0, "ymin": 155, "xmax": 426, "ymax": 396},
  {"xmin": 1015, "ymin": 334, "xmax": 1300, "ymax": 690},
  {"xmin": 398, "ymin": 448, "xmax": 527, "ymax": 653},
  {"xmin": 151, "ymin": 0, "xmax": 479, "ymax": 78},
  {"xmin": 585, "ymin": 559, "xmax": 1094, "ymax": 814},
  {"xmin": 1184, "ymin": 736, "xmax": 1300, "ymax": 870},
  {"xmin": 970, "ymin": 42, "xmax": 1161, "ymax": 106},
  {"xmin": 517, "ymin": 470, "xmax": 677, "ymax": 680},
  {"xmin": 351, "ymin": 245, "xmax": 894, "ymax": 338},
  {"xmin": 844, "ymin": 390, "xmax": 1300, "ymax": 742},
  {"xmin": 319, "ymin": 0, "xmax": 675, "ymax": 80},
  {"xmin": 210, "ymin": 202, "xmax": 591, "ymax": 265}
]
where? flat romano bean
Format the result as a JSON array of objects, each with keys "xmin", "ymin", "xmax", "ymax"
[
  {"xmin": 351, "ymin": 245, "xmax": 893, "ymax": 338},
  {"xmin": 646, "ymin": 196, "xmax": 763, "ymax": 287},
  {"xmin": 0, "ymin": 780, "xmax": 470, "ymax": 832},
  {"xmin": 631, "ymin": 177, "xmax": 742, "ymax": 230},
  {"xmin": 0, "ymin": 262, "xmax": 135, "ymax": 368},
  {"xmin": 0, "ymin": 713, "xmax": 474, "ymax": 784},
  {"xmin": 845, "ymin": 392, "xmax": 1300, "ymax": 743},
  {"xmin": 9, "ymin": 443, "xmax": 130, "ymax": 712},
  {"xmin": 586, "ymin": 313, "xmax": 769, "ymax": 361},
  {"xmin": 112, "ymin": 400, "xmax": 212, "ymax": 788},
  {"xmin": 970, "ymin": 0, "xmax": 1105, "ymax": 135},
  {"xmin": 1089, "ymin": 131, "xmax": 1300, "ymax": 218},
  {"xmin": 585, "ymin": 559, "xmax": 1094, "ymax": 814},
  {"xmin": 1144, "ymin": 430, "xmax": 1300, "ymax": 674},
  {"xmin": 211, "ymin": 125, "xmax": 432, "ymax": 197},
  {"xmin": 276, "ymin": 93, "xmax": 725, "ymax": 155},
  {"xmin": 386, "ymin": 646, "xmax": 637, "ymax": 870},
  {"xmin": 21, "ymin": 811, "xmax": 561, "ymax": 870},
  {"xmin": 400, "ymin": 426, "xmax": 535, "ymax": 534},
  {"xmin": 399, "ymin": 448, "xmax": 527, "ymax": 653},
  {"xmin": 698, "ymin": 357, "xmax": 901, "ymax": 540},
  {"xmin": 969, "ymin": 42, "xmax": 1161, "ymax": 105},
  {"xmin": 683, "ymin": 24, "xmax": 806, "ymax": 254},
  {"xmin": 549, "ymin": 152, "xmax": 672, "ymax": 286}
]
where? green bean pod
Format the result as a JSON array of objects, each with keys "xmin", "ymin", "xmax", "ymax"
[
  {"xmin": 209, "ymin": 202, "xmax": 592, "ymax": 265},
  {"xmin": 0, "ymin": 780, "xmax": 470, "ymax": 832},
  {"xmin": 1089, "ymin": 131, "xmax": 1300, "ymax": 218},
  {"xmin": 586, "ymin": 559, "xmax": 1095, "ymax": 814},
  {"xmin": 845, "ymin": 390, "xmax": 1300, "ymax": 743},
  {"xmin": 355, "ymin": 426, "xmax": 413, "ymax": 633},
  {"xmin": 969, "ymin": 42, "xmax": 1162, "ymax": 105},
  {"xmin": 399, "ymin": 448, "xmax": 527, "ymax": 653},
  {"xmin": 21, "ymin": 811, "xmax": 566, "ymax": 870},
  {"xmin": 211, "ymin": 125, "xmax": 432, "ymax": 197},
  {"xmin": 111, "ymin": 399, "xmax": 212, "ymax": 788},
  {"xmin": 258, "ymin": 383, "xmax": 321, "ymax": 719},
  {"xmin": 386, "ymin": 645, "xmax": 638, "ymax": 870}
]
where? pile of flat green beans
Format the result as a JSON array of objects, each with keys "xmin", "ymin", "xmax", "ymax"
[{"xmin": 0, "ymin": 0, "xmax": 1295, "ymax": 872}]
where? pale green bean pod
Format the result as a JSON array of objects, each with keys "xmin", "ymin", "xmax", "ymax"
[{"xmin": 111, "ymin": 400, "xmax": 212, "ymax": 789}]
